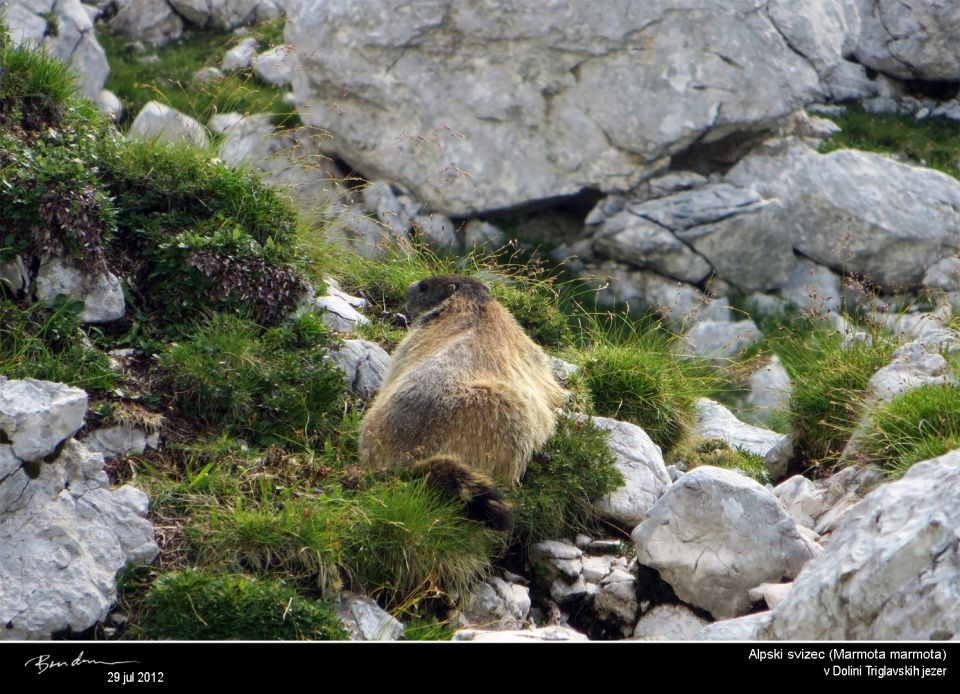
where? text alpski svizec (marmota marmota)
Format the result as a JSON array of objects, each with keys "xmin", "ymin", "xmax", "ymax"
[{"xmin": 358, "ymin": 275, "xmax": 567, "ymax": 529}]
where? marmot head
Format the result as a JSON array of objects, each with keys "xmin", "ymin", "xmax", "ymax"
[{"xmin": 405, "ymin": 275, "xmax": 492, "ymax": 323}]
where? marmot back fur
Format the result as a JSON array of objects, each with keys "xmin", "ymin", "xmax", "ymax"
[{"xmin": 358, "ymin": 275, "xmax": 566, "ymax": 529}]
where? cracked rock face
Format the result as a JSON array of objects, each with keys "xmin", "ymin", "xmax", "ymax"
[
  {"xmin": 762, "ymin": 449, "xmax": 960, "ymax": 640},
  {"xmin": 337, "ymin": 592, "xmax": 405, "ymax": 640},
  {"xmin": 458, "ymin": 577, "xmax": 531, "ymax": 631},
  {"xmin": 854, "ymin": 0, "xmax": 960, "ymax": 81},
  {"xmin": 287, "ymin": 0, "xmax": 828, "ymax": 216},
  {"xmin": 727, "ymin": 143, "xmax": 960, "ymax": 291},
  {"xmin": 0, "ymin": 378, "xmax": 87, "ymax": 463},
  {"xmin": 0, "ymin": 440, "xmax": 158, "ymax": 639},
  {"xmin": 632, "ymin": 466, "xmax": 816, "ymax": 619}
]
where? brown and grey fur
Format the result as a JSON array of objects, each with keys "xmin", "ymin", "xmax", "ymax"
[{"xmin": 359, "ymin": 275, "xmax": 567, "ymax": 529}]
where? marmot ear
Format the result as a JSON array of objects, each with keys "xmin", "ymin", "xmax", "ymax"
[{"xmin": 447, "ymin": 282, "xmax": 457, "ymax": 294}]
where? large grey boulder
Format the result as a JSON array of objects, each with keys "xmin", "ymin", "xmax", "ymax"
[
  {"xmin": 633, "ymin": 466, "xmax": 816, "ymax": 619},
  {"xmin": 0, "ymin": 378, "xmax": 87, "ymax": 463},
  {"xmin": 0, "ymin": 439, "xmax": 158, "ymax": 639},
  {"xmin": 683, "ymin": 319, "xmax": 762, "ymax": 360},
  {"xmin": 3, "ymin": 0, "xmax": 110, "ymax": 99},
  {"xmin": 252, "ymin": 45, "xmax": 296, "ymax": 87},
  {"xmin": 35, "ymin": 258, "xmax": 126, "ymax": 324},
  {"xmin": 110, "ymin": 0, "xmax": 184, "ymax": 47},
  {"xmin": 588, "ymin": 416, "xmax": 671, "ymax": 528},
  {"xmin": 287, "ymin": 0, "xmax": 827, "ymax": 216},
  {"xmin": 747, "ymin": 355, "xmax": 792, "ymax": 421},
  {"xmin": 129, "ymin": 101, "xmax": 210, "ymax": 148},
  {"xmin": 727, "ymin": 144, "xmax": 960, "ymax": 291},
  {"xmin": 762, "ymin": 449, "xmax": 960, "ymax": 639},
  {"xmin": 867, "ymin": 341, "xmax": 952, "ymax": 403},
  {"xmin": 854, "ymin": 0, "xmax": 960, "ymax": 82}
]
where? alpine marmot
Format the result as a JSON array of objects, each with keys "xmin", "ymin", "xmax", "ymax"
[{"xmin": 358, "ymin": 275, "xmax": 566, "ymax": 529}]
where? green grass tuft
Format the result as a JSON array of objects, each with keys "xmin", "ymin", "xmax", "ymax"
[
  {"xmin": 160, "ymin": 313, "xmax": 348, "ymax": 446},
  {"xmin": 858, "ymin": 382, "xmax": 960, "ymax": 476},
  {"xmin": 510, "ymin": 414, "xmax": 624, "ymax": 544},
  {"xmin": 577, "ymin": 331, "xmax": 715, "ymax": 451},
  {"xmin": 777, "ymin": 329, "xmax": 894, "ymax": 468},
  {"xmin": 341, "ymin": 479, "xmax": 502, "ymax": 610},
  {"xmin": 0, "ymin": 297, "xmax": 117, "ymax": 390},
  {"xmin": 667, "ymin": 437, "xmax": 769, "ymax": 483},
  {"xmin": 140, "ymin": 569, "xmax": 346, "ymax": 640}
]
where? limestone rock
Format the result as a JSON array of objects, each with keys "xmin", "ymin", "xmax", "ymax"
[
  {"xmin": 762, "ymin": 449, "xmax": 960, "ymax": 639},
  {"xmin": 728, "ymin": 144, "xmax": 960, "ymax": 291},
  {"xmin": 633, "ymin": 466, "xmax": 816, "ymax": 619},
  {"xmin": 287, "ymin": 0, "xmax": 826, "ymax": 216},
  {"xmin": 453, "ymin": 625, "xmax": 588, "ymax": 642},
  {"xmin": 694, "ymin": 612, "xmax": 771, "ymax": 640},
  {"xmin": 694, "ymin": 398, "xmax": 787, "ymax": 459},
  {"xmin": 129, "ymin": 101, "xmax": 210, "ymax": 148},
  {"xmin": 747, "ymin": 356, "xmax": 792, "ymax": 420},
  {"xmin": 110, "ymin": 0, "xmax": 184, "ymax": 47},
  {"xmin": 328, "ymin": 339, "xmax": 390, "ymax": 399},
  {"xmin": 96, "ymin": 89, "xmax": 123, "ymax": 122},
  {"xmin": 221, "ymin": 37, "xmax": 258, "ymax": 72},
  {"xmin": 252, "ymin": 45, "xmax": 296, "ymax": 87},
  {"xmin": 458, "ymin": 577, "xmax": 531, "ymax": 631},
  {"xmin": 0, "ymin": 440, "xmax": 158, "ymax": 639},
  {"xmin": 588, "ymin": 416, "xmax": 671, "ymax": 528},
  {"xmin": 336, "ymin": 592, "xmax": 404, "ymax": 640},
  {"xmin": 633, "ymin": 604, "xmax": 710, "ymax": 641},
  {"xmin": 0, "ymin": 378, "xmax": 87, "ymax": 463},
  {"xmin": 683, "ymin": 320, "xmax": 761, "ymax": 360},
  {"xmin": 773, "ymin": 475, "xmax": 828, "ymax": 530},
  {"xmin": 867, "ymin": 341, "xmax": 952, "ymax": 402},
  {"xmin": 35, "ymin": 258, "xmax": 126, "ymax": 323},
  {"xmin": 854, "ymin": 0, "xmax": 960, "ymax": 82}
]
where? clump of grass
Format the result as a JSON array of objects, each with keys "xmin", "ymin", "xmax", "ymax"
[
  {"xmin": 159, "ymin": 312, "xmax": 347, "ymax": 446},
  {"xmin": 667, "ymin": 437, "xmax": 769, "ymax": 483},
  {"xmin": 0, "ymin": 297, "xmax": 117, "ymax": 390},
  {"xmin": 777, "ymin": 329, "xmax": 894, "ymax": 468},
  {"xmin": 577, "ymin": 329, "xmax": 715, "ymax": 450},
  {"xmin": 857, "ymin": 383, "xmax": 960, "ymax": 476},
  {"xmin": 99, "ymin": 19, "xmax": 297, "ymax": 129},
  {"xmin": 195, "ymin": 498, "xmax": 344, "ymax": 593},
  {"xmin": 0, "ymin": 26, "xmax": 78, "ymax": 130},
  {"xmin": 139, "ymin": 569, "xmax": 346, "ymax": 640},
  {"xmin": 510, "ymin": 414, "xmax": 624, "ymax": 545},
  {"xmin": 819, "ymin": 104, "xmax": 960, "ymax": 180},
  {"xmin": 340, "ymin": 479, "xmax": 502, "ymax": 610}
]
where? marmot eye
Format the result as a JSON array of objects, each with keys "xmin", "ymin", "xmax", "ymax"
[{"xmin": 418, "ymin": 281, "xmax": 428, "ymax": 292}]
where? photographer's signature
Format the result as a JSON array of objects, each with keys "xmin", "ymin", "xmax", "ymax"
[{"xmin": 24, "ymin": 651, "xmax": 139, "ymax": 674}]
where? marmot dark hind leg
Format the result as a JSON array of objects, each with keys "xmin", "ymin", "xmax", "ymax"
[{"xmin": 412, "ymin": 456, "xmax": 515, "ymax": 531}]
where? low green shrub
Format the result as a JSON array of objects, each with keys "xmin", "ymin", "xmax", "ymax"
[
  {"xmin": 160, "ymin": 312, "xmax": 347, "ymax": 445},
  {"xmin": 140, "ymin": 569, "xmax": 346, "ymax": 640},
  {"xmin": 510, "ymin": 414, "xmax": 624, "ymax": 544}
]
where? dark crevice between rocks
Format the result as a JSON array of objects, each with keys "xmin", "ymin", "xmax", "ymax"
[{"xmin": 668, "ymin": 129, "xmax": 773, "ymax": 177}]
